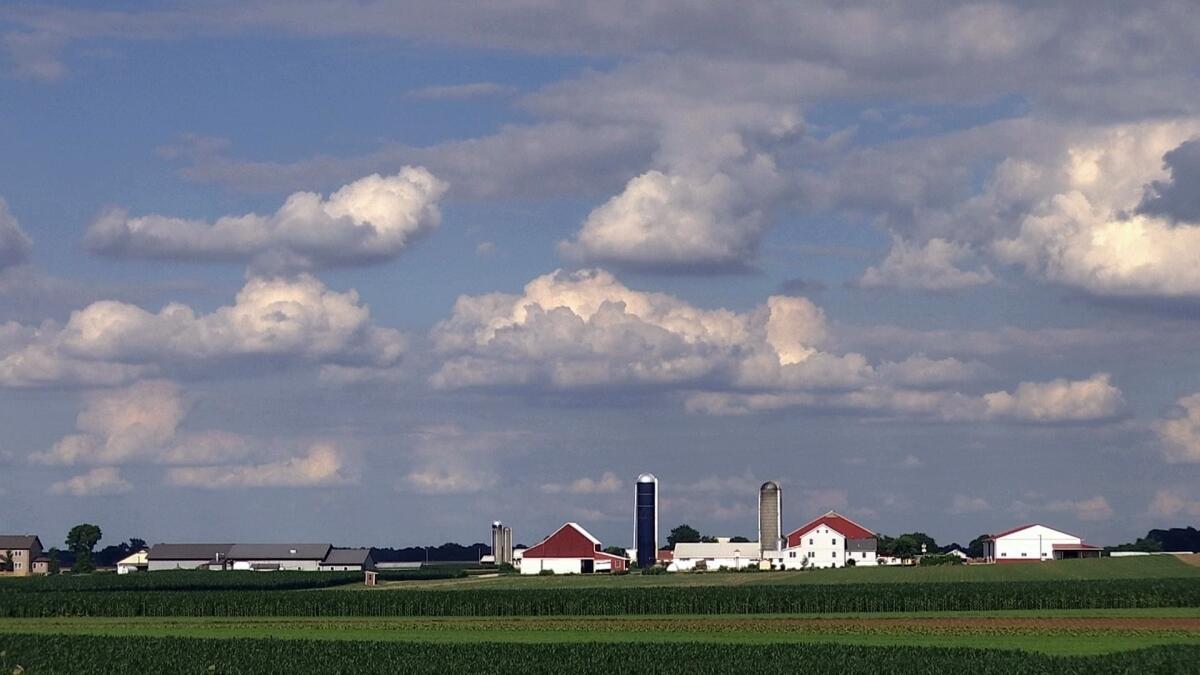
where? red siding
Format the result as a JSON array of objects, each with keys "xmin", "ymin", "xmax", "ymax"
[{"xmin": 524, "ymin": 524, "xmax": 600, "ymax": 559}]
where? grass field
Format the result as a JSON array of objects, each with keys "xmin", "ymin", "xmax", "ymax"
[{"xmin": 357, "ymin": 555, "xmax": 1200, "ymax": 590}]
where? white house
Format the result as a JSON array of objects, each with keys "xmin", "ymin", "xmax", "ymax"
[
  {"xmin": 777, "ymin": 511, "xmax": 878, "ymax": 569},
  {"xmin": 983, "ymin": 524, "xmax": 1102, "ymax": 563},
  {"xmin": 669, "ymin": 539, "xmax": 759, "ymax": 571}
]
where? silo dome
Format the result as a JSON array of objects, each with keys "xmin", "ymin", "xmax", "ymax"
[
  {"xmin": 637, "ymin": 473, "xmax": 657, "ymax": 483},
  {"xmin": 760, "ymin": 481, "xmax": 780, "ymax": 491}
]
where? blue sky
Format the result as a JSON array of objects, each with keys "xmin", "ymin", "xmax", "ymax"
[{"xmin": 2, "ymin": 1, "xmax": 1200, "ymax": 551}]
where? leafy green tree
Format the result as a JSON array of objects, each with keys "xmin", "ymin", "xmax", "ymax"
[
  {"xmin": 967, "ymin": 534, "xmax": 991, "ymax": 559},
  {"xmin": 729, "ymin": 536, "xmax": 751, "ymax": 543},
  {"xmin": 667, "ymin": 524, "xmax": 701, "ymax": 549},
  {"xmin": 0, "ymin": 552, "xmax": 13, "ymax": 573},
  {"xmin": 66, "ymin": 523, "xmax": 102, "ymax": 574},
  {"xmin": 46, "ymin": 550, "xmax": 61, "ymax": 575},
  {"xmin": 603, "ymin": 546, "xmax": 628, "ymax": 557}
]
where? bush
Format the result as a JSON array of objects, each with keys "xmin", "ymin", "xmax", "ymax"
[
  {"xmin": 919, "ymin": 555, "xmax": 964, "ymax": 567},
  {"xmin": 640, "ymin": 565, "xmax": 668, "ymax": 575},
  {"xmin": 538, "ymin": 569, "xmax": 555, "ymax": 576}
]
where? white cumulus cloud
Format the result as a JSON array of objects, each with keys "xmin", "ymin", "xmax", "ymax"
[
  {"xmin": 1149, "ymin": 489, "xmax": 1200, "ymax": 519},
  {"xmin": 0, "ymin": 275, "xmax": 405, "ymax": 387},
  {"xmin": 1153, "ymin": 393, "xmax": 1200, "ymax": 463},
  {"xmin": 860, "ymin": 237, "xmax": 994, "ymax": 291},
  {"xmin": 49, "ymin": 467, "xmax": 133, "ymax": 497},
  {"xmin": 994, "ymin": 121, "xmax": 1200, "ymax": 298},
  {"xmin": 85, "ymin": 168, "xmax": 446, "ymax": 272},
  {"xmin": 540, "ymin": 471, "xmax": 622, "ymax": 495},
  {"xmin": 164, "ymin": 443, "xmax": 353, "ymax": 489},
  {"xmin": 32, "ymin": 380, "xmax": 251, "ymax": 466}
]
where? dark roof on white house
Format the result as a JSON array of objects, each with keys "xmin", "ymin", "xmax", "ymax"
[
  {"xmin": 0, "ymin": 535, "xmax": 42, "ymax": 551},
  {"xmin": 227, "ymin": 544, "xmax": 332, "ymax": 561},
  {"xmin": 147, "ymin": 543, "xmax": 234, "ymax": 561}
]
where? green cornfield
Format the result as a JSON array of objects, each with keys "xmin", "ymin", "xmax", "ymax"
[
  {"xmin": 2, "ymin": 578, "xmax": 1198, "ymax": 617},
  {"xmin": 0, "ymin": 569, "xmax": 462, "ymax": 593},
  {"xmin": 1, "ymin": 633, "xmax": 1198, "ymax": 674}
]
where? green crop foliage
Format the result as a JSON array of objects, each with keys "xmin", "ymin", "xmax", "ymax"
[
  {"xmin": 0, "ymin": 569, "xmax": 462, "ymax": 594},
  {"xmin": 1, "ymin": 578, "xmax": 1198, "ymax": 617},
  {"xmin": 1, "ymin": 633, "xmax": 1198, "ymax": 674}
]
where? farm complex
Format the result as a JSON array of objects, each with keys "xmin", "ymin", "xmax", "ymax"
[{"xmin": 3, "ymin": 475, "xmax": 1200, "ymax": 673}]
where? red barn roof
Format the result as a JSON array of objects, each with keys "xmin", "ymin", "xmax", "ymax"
[
  {"xmin": 523, "ymin": 522, "xmax": 603, "ymax": 559},
  {"xmin": 785, "ymin": 511, "xmax": 875, "ymax": 547}
]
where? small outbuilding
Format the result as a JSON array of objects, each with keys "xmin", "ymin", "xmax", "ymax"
[
  {"xmin": 519, "ymin": 522, "xmax": 627, "ymax": 575},
  {"xmin": 116, "ymin": 550, "xmax": 149, "ymax": 574}
]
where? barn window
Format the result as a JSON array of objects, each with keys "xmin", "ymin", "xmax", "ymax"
[
  {"xmin": 832, "ymin": 539, "xmax": 837, "ymax": 545},
  {"xmin": 809, "ymin": 538, "xmax": 813, "ymax": 545}
]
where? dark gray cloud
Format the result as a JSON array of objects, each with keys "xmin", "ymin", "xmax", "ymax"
[
  {"xmin": 1139, "ymin": 137, "xmax": 1200, "ymax": 222},
  {"xmin": 0, "ymin": 198, "xmax": 33, "ymax": 270}
]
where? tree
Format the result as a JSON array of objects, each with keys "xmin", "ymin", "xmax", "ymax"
[
  {"xmin": 46, "ymin": 549, "xmax": 61, "ymax": 575},
  {"xmin": 729, "ymin": 536, "xmax": 751, "ymax": 543},
  {"xmin": 603, "ymin": 546, "xmax": 628, "ymax": 558},
  {"xmin": 967, "ymin": 534, "xmax": 991, "ymax": 559},
  {"xmin": 0, "ymin": 552, "xmax": 13, "ymax": 573},
  {"xmin": 66, "ymin": 523, "xmax": 102, "ymax": 573},
  {"xmin": 667, "ymin": 524, "xmax": 701, "ymax": 549}
]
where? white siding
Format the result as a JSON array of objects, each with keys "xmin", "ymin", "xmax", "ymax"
[
  {"xmin": 519, "ymin": 557, "xmax": 584, "ymax": 575},
  {"xmin": 776, "ymin": 527, "xmax": 877, "ymax": 569},
  {"xmin": 989, "ymin": 525, "xmax": 1081, "ymax": 562}
]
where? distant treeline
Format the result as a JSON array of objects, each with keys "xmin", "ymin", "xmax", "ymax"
[
  {"xmin": 371, "ymin": 543, "xmax": 492, "ymax": 563},
  {"xmin": 1110, "ymin": 527, "xmax": 1200, "ymax": 553}
]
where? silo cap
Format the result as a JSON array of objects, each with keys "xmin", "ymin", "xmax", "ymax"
[
  {"xmin": 637, "ymin": 473, "xmax": 658, "ymax": 483},
  {"xmin": 760, "ymin": 481, "xmax": 780, "ymax": 490}
]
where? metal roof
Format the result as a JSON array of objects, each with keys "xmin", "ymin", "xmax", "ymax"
[
  {"xmin": 673, "ymin": 542, "xmax": 761, "ymax": 559},
  {"xmin": 0, "ymin": 535, "xmax": 41, "ymax": 550},
  {"xmin": 786, "ymin": 511, "xmax": 875, "ymax": 541},
  {"xmin": 147, "ymin": 543, "xmax": 234, "ymax": 561},
  {"xmin": 227, "ymin": 544, "xmax": 332, "ymax": 561},
  {"xmin": 320, "ymin": 548, "xmax": 372, "ymax": 565}
]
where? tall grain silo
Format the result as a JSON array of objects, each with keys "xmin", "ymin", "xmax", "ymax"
[
  {"xmin": 635, "ymin": 474, "xmax": 658, "ymax": 569},
  {"xmin": 759, "ymin": 481, "xmax": 782, "ymax": 555},
  {"xmin": 491, "ymin": 521, "xmax": 513, "ymax": 565}
]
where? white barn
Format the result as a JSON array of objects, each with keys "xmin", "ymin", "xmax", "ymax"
[
  {"xmin": 776, "ymin": 511, "xmax": 879, "ymax": 569},
  {"xmin": 983, "ymin": 524, "xmax": 1102, "ymax": 563},
  {"xmin": 670, "ymin": 540, "xmax": 759, "ymax": 571}
]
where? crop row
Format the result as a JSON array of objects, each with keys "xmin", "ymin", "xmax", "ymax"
[
  {"xmin": 1, "ymin": 633, "xmax": 1198, "ymax": 674},
  {"xmin": 0, "ymin": 569, "xmax": 462, "ymax": 593},
  {"xmin": 1, "ymin": 578, "xmax": 1197, "ymax": 617}
]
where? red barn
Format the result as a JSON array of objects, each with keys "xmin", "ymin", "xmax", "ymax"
[{"xmin": 519, "ymin": 522, "xmax": 628, "ymax": 575}]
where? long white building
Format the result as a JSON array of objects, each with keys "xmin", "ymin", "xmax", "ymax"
[
  {"xmin": 670, "ymin": 539, "xmax": 760, "ymax": 571},
  {"xmin": 982, "ymin": 524, "xmax": 1101, "ymax": 563}
]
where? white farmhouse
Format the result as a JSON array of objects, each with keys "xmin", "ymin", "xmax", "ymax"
[
  {"xmin": 776, "ymin": 511, "xmax": 878, "ymax": 569},
  {"xmin": 670, "ymin": 539, "xmax": 759, "ymax": 571},
  {"xmin": 982, "ymin": 524, "xmax": 1102, "ymax": 563}
]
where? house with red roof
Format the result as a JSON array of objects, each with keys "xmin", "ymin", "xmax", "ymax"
[
  {"xmin": 982, "ymin": 524, "xmax": 1102, "ymax": 563},
  {"xmin": 774, "ymin": 511, "xmax": 879, "ymax": 569},
  {"xmin": 519, "ymin": 522, "xmax": 628, "ymax": 575}
]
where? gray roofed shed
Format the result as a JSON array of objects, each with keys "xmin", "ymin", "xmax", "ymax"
[
  {"xmin": 226, "ymin": 544, "xmax": 332, "ymax": 561},
  {"xmin": 147, "ymin": 543, "xmax": 234, "ymax": 561},
  {"xmin": 320, "ymin": 548, "xmax": 372, "ymax": 566}
]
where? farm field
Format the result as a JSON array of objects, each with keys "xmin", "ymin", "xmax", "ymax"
[
  {"xmin": 2, "ymin": 610, "xmax": 1200, "ymax": 656},
  {"xmin": 2, "ymin": 558, "xmax": 1198, "ymax": 672},
  {"xmin": 359, "ymin": 555, "xmax": 1200, "ymax": 589}
]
